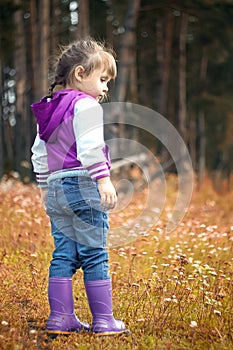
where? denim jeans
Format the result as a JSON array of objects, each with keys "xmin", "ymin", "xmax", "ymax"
[{"xmin": 46, "ymin": 173, "xmax": 110, "ymax": 281}]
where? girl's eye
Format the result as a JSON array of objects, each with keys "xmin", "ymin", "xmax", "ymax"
[{"xmin": 101, "ymin": 77, "xmax": 109, "ymax": 83}]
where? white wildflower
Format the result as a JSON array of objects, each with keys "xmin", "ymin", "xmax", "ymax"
[
  {"xmin": 213, "ymin": 310, "xmax": 221, "ymax": 316},
  {"xmin": 190, "ymin": 321, "xmax": 197, "ymax": 328}
]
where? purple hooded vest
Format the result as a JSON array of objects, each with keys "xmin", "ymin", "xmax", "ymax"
[{"xmin": 31, "ymin": 89, "xmax": 94, "ymax": 172}]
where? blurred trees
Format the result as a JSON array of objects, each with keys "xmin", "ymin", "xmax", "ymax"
[{"xmin": 0, "ymin": 0, "xmax": 232, "ymax": 188}]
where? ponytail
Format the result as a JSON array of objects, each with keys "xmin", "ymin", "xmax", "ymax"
[{"xmin": 48, "ymin": 81, "xmax": 57, "ymax": 98}]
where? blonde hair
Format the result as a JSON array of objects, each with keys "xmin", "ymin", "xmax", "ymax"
[{"xmin": 49, "ymin": 38, "xmax": 117, "ymax": 96}]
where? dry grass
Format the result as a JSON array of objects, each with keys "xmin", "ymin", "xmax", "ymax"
[{"xmin": 0, "ymin": 175, "xmax": 233, "ymax": 349}]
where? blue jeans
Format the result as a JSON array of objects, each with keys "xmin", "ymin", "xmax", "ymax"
[{"xmin": 46, "ymin": 174, "xmax": 110, "ymax": 281}]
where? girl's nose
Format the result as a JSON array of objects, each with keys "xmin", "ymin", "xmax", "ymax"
[{"xmin": 103, "ymin": 84, "xmax": 108, "ymax": 92}]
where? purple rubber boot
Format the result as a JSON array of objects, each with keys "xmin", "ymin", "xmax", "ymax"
[
  {"xmin": 85, "ymin": 279, "xmax": 130, "ymax": 336},
  {"xmin": 46, "ymin": 277, "xmax": 90, "ymax": 337}
]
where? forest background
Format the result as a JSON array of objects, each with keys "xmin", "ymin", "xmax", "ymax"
[
  {"xmin": 0, "ymin": 0, "xmax": 233, "ymax": 189},
  {"xmin": 1, "ymin": 1, "xmax": 233, "ymax": 349}
]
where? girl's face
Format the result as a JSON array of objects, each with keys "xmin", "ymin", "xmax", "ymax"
[{"xmin": 74, "ymin": 66, "xmax": 111, "ymax": 102}]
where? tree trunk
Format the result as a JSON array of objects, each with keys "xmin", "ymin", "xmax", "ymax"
[
  {"xmin": 114, "ymin": 0, "xmax": 140, "ymax": 103},
  {"xmin": 76, "ymin": 0, "xmax": 90, "ymax": 37},
  {"xmin": 39, "ymin": 0, "xmax": 50, "ymax": 97},
  {"xmin": 198, "ymin": 49, "xmax": 208, "ymax": 187},
  {"xmin": 178, "ymin": 12, "xmax": 188, "ymax": 141},
  {"xmin": 156, "ymin": 11, "xmax": 174, "ymax": 162},
  {"xmin": 198, "ymin": 112, "xmax": 206, "ymax": 186},
  {"xmin": 14, "ymin": 2, "xmax": 28, "ymax": 175},
  {"xmin": 111, "ymin": 0, "xmax": 140, "ymax": 154},
  {"xmin": 29, "ymin": 0, "xmax": 38, "ymax": 101},
  {"xmin": 106, "ymin": 0, "xmax": 140, "ymax": 158},
  {"xmin": 0, "ymin": 59, "xmax": 3, "ymax": 178},
  {"xmin": 30, "ymin": 0, "xmax": 50, "ymax": 100},
  {"xmin": 50, "ymin": 0, "xmax": 60, "ymax": 59},
  {"xmin": 189, "ymin": 117, "xmax": 197, "ymax": 171},
  {"xmin": 106, "ymin": 5, "xmax": 114, "ymax": 46},
  {"xmin": 156, "ymin": 11, "xmax": 173, "ymax": 116}
]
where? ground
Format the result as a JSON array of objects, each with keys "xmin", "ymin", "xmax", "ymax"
[{"xmin": 0, "ymin": 175, "xmax": 232, "ymax": 349}]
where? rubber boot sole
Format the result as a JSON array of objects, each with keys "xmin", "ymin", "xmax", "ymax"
[
  {"xmin": 92, "ymin": 328, "xmax": 131, "ymax": 337},
  {"xmin": 47, "ymin": 329, "xmax": 89, "ymax": 339}
]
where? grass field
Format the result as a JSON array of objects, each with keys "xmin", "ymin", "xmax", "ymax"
[{"xmin": 0, "ymin": 175, "xmax": 233, "ymax": 349}]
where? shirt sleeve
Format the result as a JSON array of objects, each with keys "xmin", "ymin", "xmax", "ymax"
[
  {"xmin": 73, "ymin": 97, "xmax": 110, "ymax": 181},
  {"xmin": 31, "ymin": 129, "xmax": 50, "ymax": 187}
]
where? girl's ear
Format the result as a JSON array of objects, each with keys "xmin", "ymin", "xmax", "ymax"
[{"xmin": 74, "ymin": 65, "xmax": 85, "ymax": 82}]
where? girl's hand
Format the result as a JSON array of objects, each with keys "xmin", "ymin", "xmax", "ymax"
[{"xmin": 97, "ymin": 177, "xmax": 117, "ymax": 210}]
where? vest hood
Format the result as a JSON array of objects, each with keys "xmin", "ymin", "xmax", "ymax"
[{"xmin": 31, "ymin": 89, "xmax": 87, "ymax": 142}]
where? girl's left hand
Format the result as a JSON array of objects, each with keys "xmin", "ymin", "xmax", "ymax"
[{"xmin": 97, "ymin": 177, "xmax": 117, "ymax": 210}]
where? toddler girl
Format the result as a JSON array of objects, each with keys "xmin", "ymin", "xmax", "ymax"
[{"xmin": 31, "ymin": 38, "xmax": 128, "ymax": 337}]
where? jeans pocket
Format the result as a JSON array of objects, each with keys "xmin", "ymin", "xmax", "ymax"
[{"xmin": 71, "ymin": 202, "xmax": 108, "ymax": 248}]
